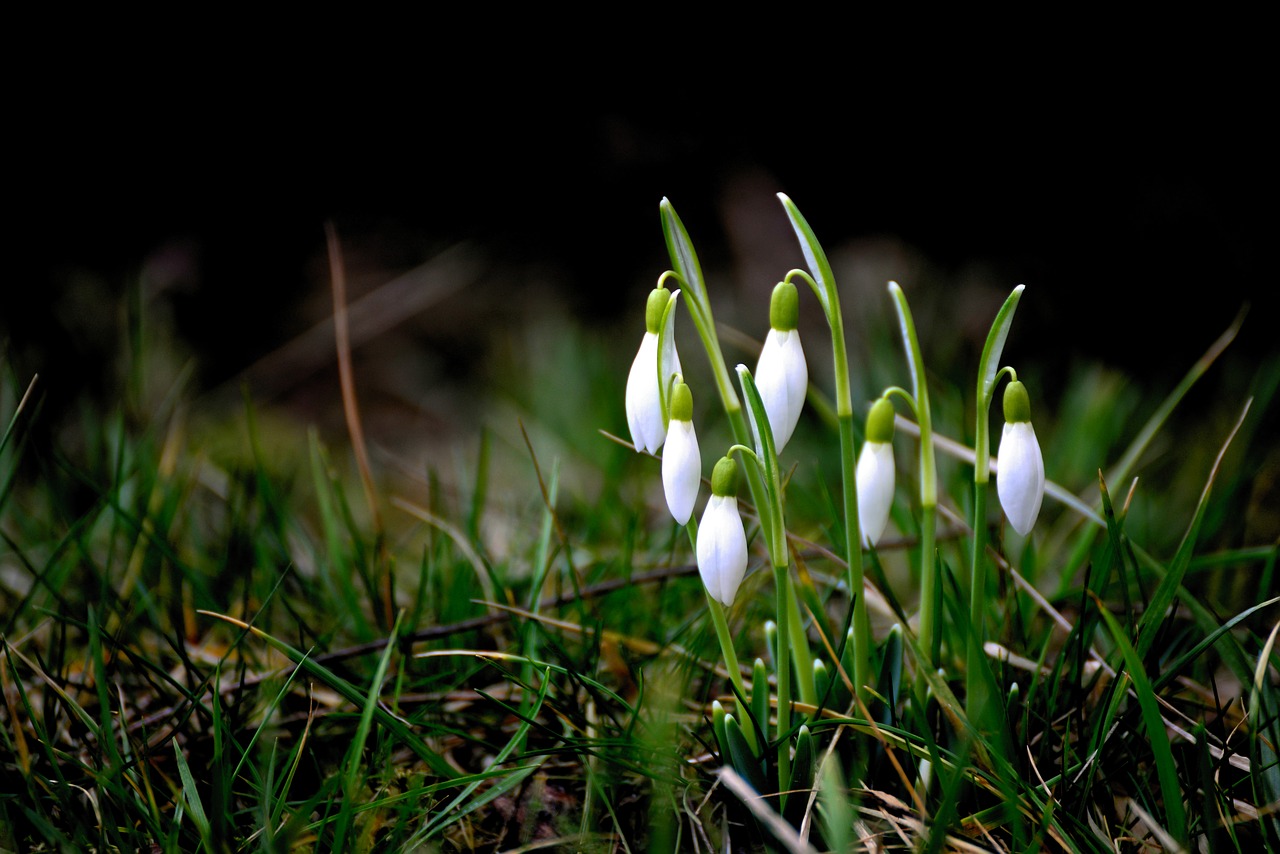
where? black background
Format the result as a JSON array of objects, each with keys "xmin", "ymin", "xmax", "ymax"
[{"xmin": 6, "ymin": 31, "xmax": 1273, "ymax": 423}]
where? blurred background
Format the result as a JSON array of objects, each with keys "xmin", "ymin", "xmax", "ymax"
[{"xmin": 4, "ymin": 33, "xmax": 1275, "ymax": 530}]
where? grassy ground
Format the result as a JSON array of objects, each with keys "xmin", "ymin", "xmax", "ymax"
[{"xmin": 2, "ymin": 220, "xmax": 1278, "ymax": 852}]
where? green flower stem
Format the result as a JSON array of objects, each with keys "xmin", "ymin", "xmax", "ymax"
[
  {"xmin": 778, "ymin": 194, "xmax": 871, "ymax": 707},
  {"xmin": 772, "ymin": 562, "xmax": 793, "ymax": 793},
  {"xmin": 966, "ymin": 286, "xmax": 1023, "ymax": 721},
  {"xmin": 727, "ymin": 436, "xmax": 797, "ymax": 789},
  {"xmin": 783, "ymin": 569, "xmax": 817, "ymax": 708},
  {"xmin": 888, "ymin": 282, "xmax": 940, "ymax": 667},
  {"xmin": 660, "ymin": 200, "xmax": 774, "ymax": 550},
  {"xmin": 729, "ymin": 433, "xmax": 816, "ymax": 713},
  {"xmin": 684, "ymin": 518, "xmax": 756, "ymax": 752},
  {"xmin": 733, "ymin": 363, "xmax": 818, "ymax": 714}
]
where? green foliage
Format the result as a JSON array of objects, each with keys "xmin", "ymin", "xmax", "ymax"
[{"xmin": 1, "ymin": 205, "xmax": 1277, "ymax": 853}]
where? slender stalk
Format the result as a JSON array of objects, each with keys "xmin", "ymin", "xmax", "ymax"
[
  {"xmin": 966, "ymin": 285, "xmax": 1023, "ymax": 721},
  {"xmin": 684, "ymin": 515, "xmax": 756, "ymax": 751},
  {"xmin": 888, "ymin": 283, "xmax": 939, "ymax": 667},
  {"xmin": 772, "ymin": 561, "xmax": 793, "ymax": 793},
  {"xmin": 778, "ymin": 195, "xmax": 870, "ymax": 706},
  {"xmin": 783, "ymin": 570, "xmax": 817, "ymax": 707},
  {"xmin": 732, "ymin": 367, "xmax": 817, "ymax": 714},
  {"xmin": 660, "ymin": 201, "xmax": 774, "ymax": 550},
  {"xmin": 966, "ymin": 483, "xmax": 989, "ymax": 702}
]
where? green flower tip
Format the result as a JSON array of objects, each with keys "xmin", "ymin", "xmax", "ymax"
[
  {"xmin": 710, "ymin": 455, "xmax": 739, "ymax": 497},
  {"xmin": 670, "ymin": 381, "xmax": 693, "ymax": 422},
  {"xmin": 1003, "ymin": 380, "xmax": 1032, "ymax": 423},
  {"xmin": 866, "ymin": 397, "xmax": 895, "ymax": 443},
  {"xmin": 769, "ymin": 281, "xmax": 799, "ymax": 331},
  {"xmin": 645, "ymin": 287, "xmax": 671, "ymax": 333}
]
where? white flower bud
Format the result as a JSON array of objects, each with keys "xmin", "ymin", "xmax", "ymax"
[
  {"xmin": 856, "ymin": 441, "xmax": 895, "ymax": 547},
  {"xmin": 856, "ymin": 397, "xmax": 896, "ymax": 547},
  {"xmin": 624, "ymin": 288, "xmax": 681, "ymax": 454},
  {"xmin": 754, "ymin": 282, "xmax": 807, "ymax": 452},
  {"xmin": 996, "ymin": 421, "xmax": 1044, "ymax": 536},
  {"xmin": 996, "ymin": 381, "xmax": 1045, "ymax": 536},
  {"xmin": 696, "ymin": 457, "xmax": 747, "ymax": 606},
  {"xmin": 661, "ymin": 382, "xmax": 700, "ymax": 525}
]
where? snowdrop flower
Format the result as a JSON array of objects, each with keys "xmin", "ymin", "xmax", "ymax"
[
  {"xmin": 996, "ymin": 380, "xmax": 1045, "ymax": 536},
  {"xmin": 625, "ymin": 287, "xmax": 681, "ymax": 454},
  {"xmin": 696, "ymin": 456, "xmax": 748, "ymax": 606},
  {"xmin": 661, "ymin": 380, "xmax": 701, "ymax": 525},
  {"xmin": 754, "ymin": 281, "xmax": 807, "ymax": 452},
  {"xmin": 856, "ymin": 397, "xmax": 896, "ymax": 547}
]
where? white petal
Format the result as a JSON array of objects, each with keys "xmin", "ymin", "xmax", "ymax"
[
  {"xmin": 625, "ymin": 332, "xmax": 665, "ymax": 454},
  {"xmin": 696, "ymin": 495, "xmax": 748, "ymax": 606},
  {"xmin": 996, "ymin": 422, "xmax": 1045, "ymax": 536},
  {"xmin": 661, "ymin": 419, "xmax": 701, "ymax": 525},
  {"xmin": 754, "ymin": 328, "xmax": 807, "ymax": 452},
  {"xmin": 856, "ymin": 441, "xmax": 895, "ymax": 547}
]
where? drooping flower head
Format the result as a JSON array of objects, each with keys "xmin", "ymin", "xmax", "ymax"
[
  {"xmin": 696, "ymin": 455, "xmax": 748, "ymax": 606},
  {"xmin": 996, "ymin": 380, "xmax": 1045, "ymax": 536},
  {"xmin": 625, "ymin": 287, "xmax": 681, "ymax": 454},
  {"xmin": 856, "ymin": 396, "xmax": 896, "ymax": 547},
  {"xmin": 754, "ymin": 281, "xmax": 807, "ymax": 453},
  {"xmin": 661, "ymin": 380, "xmax": 701, "ymax": 525}
]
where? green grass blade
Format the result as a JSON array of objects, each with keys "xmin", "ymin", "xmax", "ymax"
[
  {"xmin": 331, "ymin": 610, "xmax": 404, "ymax": 851},
  {"xmin": 1093, "ymin": 592, "xmax": 1187, "ymax": 843},
  {"xmin": 1105, "ymin": 310, "xmax": 1243, "ymax": 489},
  {"xmin": 1135, "ymin": 400, "xmax": 1250, "ymax": 660},
  {"xmin": 171, "ymin": 738, "xmax": 214, "ymax": 853},
  {"xmin": 418, "ymin": 667, "xmax": 552, "ymax": 840},
  {"xmin": 199, "ymin": 609, "xmax": 456, "ymax": 779}
]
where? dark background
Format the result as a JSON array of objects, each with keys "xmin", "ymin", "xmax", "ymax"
[{"xmin": 6, "ymin": 37, "xmax": 1274, "ymax": 429}]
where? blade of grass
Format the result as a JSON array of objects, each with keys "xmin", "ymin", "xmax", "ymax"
[
  {"xmin": 172, "ymin": 738, "xmax": 215, "ymax": 852},
  {"xmin": 1105, "ymin": 308, "xmax": 1244, "ymax": 491},
  {"xmin": 1093, "ymin": 591, "xmax": 1188, "ymax": 843},
  {"xmin": 331, "ymin": 610, "xmax": 405, "ymax": 851},
  {"xmin": 308, "ymin": 429, "xmax": 374, "ymax": 640},
  {"xmin": 417, "ymin": 668, "xmax": 552, "ymax": 840},
  {"xmin": 198, "ymin": 609, "xmax": 456, "ymax": 779},
  {"xmin": 1135, "ymin": 399, "xmax": 1250, "ymax": 660}
]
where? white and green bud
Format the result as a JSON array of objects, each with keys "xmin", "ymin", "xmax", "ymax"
[
  {"xmin": 625, "ymin": 287, "xmax": 682, "ymax": 454},
  {"xmin": 996, "ymin": 380, "xmax": 1045, "ymax": 536},
  {"xmin": 696, "ymin": 456, "xmax": 747, "ymax": 606},
  {"xmin": 661, "ymin": 381, "xmax": 700, "ymax": 525},
  {"xmin": 856, "ymin": 397, "xmax": 896, "ymax": 547},
  {"xmin": 755, "ymin": 281, "xmax": 807, "ymax": 453}
]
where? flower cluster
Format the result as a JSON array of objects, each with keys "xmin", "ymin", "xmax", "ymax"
[
  {"xmin": 625, "ymin": 270, "xmax": 1046, "ymax": 613},
  {"xmin": 852, "ymin": 380, "xmax": 1047, "ymax": 548},
  {"xmin": 624, "ymin": 279, "xmax": 812, "ymax": 608}
]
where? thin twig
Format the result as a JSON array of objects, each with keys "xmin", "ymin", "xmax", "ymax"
[{"xmin": 326, "ymin": 221, "xmax": 391, "ymax": 628}]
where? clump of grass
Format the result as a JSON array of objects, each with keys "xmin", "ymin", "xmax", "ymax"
[{"xmin": 1, "ymin": 205, "xmax": 1277, "ymax": 853}]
